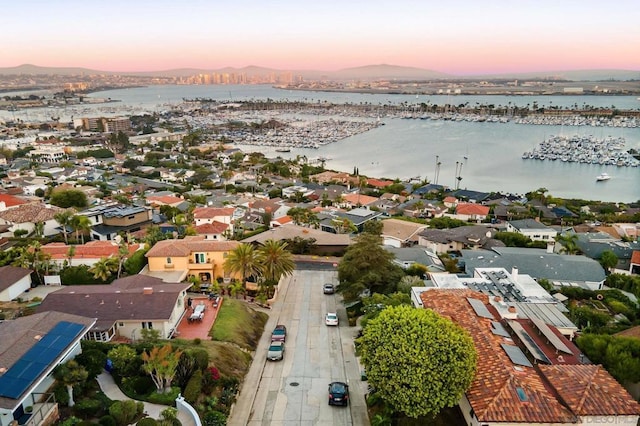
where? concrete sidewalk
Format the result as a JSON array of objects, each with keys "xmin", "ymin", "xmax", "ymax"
[{"xmin": 96, "ymin": 372, "xmax": 195, "ymax": 426}]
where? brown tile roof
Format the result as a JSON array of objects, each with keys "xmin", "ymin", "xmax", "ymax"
[
  {"xmin": 614, "ymin": 325, "xmax": 640, "ymax": 339},
  {"xmin": 381, "ymin": 218, "xmax": 427, "ymax": 243},
  {"xmin": 420, "ymin": 289, "xmax": 576, "ymax": 423},
  {"xmin": 0, "ymin": 266, "xmax": 32, "ymax": 292},
  {"xmin": 193, "ymin": 207, "xmax": 235, "ymax": 219},
  {"xmin": 145, "ymin": 239, "xmax": 239, "ymax": 258},
  {"xmin": 631, "ymin": 250, "xmax": 640, "ymax": 265},
  {"xmin": 539, "ymin": 364, "xmax": 640, "ymax": 416},
  {"xmin": 341, "ymin": 193, "xmax": 379, "ymax": 206},
  {"xmin": 146, "ymin": 195, "xmax": 184, "ymax": 206},
  {"xmin": 36, "ymin": 276, "xmax": 190, "ymax": 331},
  {"xmin": 0, "ymin": 203, "xmax": 65, "ymax": 223}
]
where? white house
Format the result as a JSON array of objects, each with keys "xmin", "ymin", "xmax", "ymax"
[{"xmin": 0, "ymin": 266, "xmax": 32, "ymax": 301}]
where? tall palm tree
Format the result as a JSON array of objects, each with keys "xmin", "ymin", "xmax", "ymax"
[
  {"xmin": 66, "ymin": 245, "xmax": 76, "ymax": 267},
  {"xmin": 223, "ymin": 243, "xmax": 262, "ymax": 291},
  {"xmin": 258, "ymin": 239, "xmax": 295, "ymax": 284},
  {"xmin": 54, "ymin": 210, "xmax": 74, "ymax": 244},
  {"xmin": 116, "ymin": 243, "xmax": 130, "ymax": 279},
  {"xmin": 70, "ymin": 215, "xmax": 91, "ymax": 244},
  {"xmin": 34, "ymin": 221, "xmax": 45, "ymax": 238}
]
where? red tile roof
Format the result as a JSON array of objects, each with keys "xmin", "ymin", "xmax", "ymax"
[
  {"xmin": 40, "ymin": 241, "xmax": 144, "ymax": 260},
  {"xmin": 539, "ymin": 364, "xmax": 640, "ymax": 416},
  {"xmin": 146, "ymin": 195, "xmax": 184, "ymax": 206},
  {"xmin": 366, "ymin": 178, "xmax": 393, "ymax": 188},
  {"xmin": 456, "ymin": 203, "xmax": 490, "ymax": 216},
  {"xmin": 631, "ymin": 250, "xmax": 640, "ymax": 265},
  {"xmin": 421, "ymin": 289, "xmax": 576, "ymax": 423},
  {"xmin": 195, "ymin": 222, "xmax": 229, "ymax": 235},
  {"xmin": 0, "ymin": 194, "xmax": 28, "ymax": 208}
]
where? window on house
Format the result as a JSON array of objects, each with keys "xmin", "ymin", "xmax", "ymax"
[
  {"xmin": 166, "ymin": 257, "xmax": 172, "ymax": 264},
  {"xmin": 147, "ymin": 322, "xmax": 153, "ymax": 329},
  {"xmin": 118, "ymin": 322, "xmax": 124, "ymax": 327},
  {"xmin": 195, "ymin": 253, "xmax": 205, "ymax": 264},
  {"xmin": 142, "ymin": 322, "xmax": 147, "ymax": 329}
]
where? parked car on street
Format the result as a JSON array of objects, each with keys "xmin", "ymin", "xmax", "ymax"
[
  {"xmin": 323, "ymin": 283, "xmax": 335, "ymax": 294},
  {"xmin": 325, "ymin": 312, "xmax": 339, "ymax": 326},
  {"xmin": 328, "ymin": 381, "xmax": 349, "ymax": 406},
  {"xmin": 271, "ymin": 324, "xmax": 287, "ymax": 342},
  {"xmin": 267, "ymin": 341, "xmax": 285, "ymax": 361}
]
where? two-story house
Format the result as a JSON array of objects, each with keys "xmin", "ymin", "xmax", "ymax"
[
  {"xmin": 144, "ymin": 237, "xmax": 241, "ymax": 285},
  {"xmin": 78, "ymin": 203, "xmax": 154, "ymax": 241}
]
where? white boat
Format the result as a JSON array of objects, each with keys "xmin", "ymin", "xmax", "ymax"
[{"xmin": 596, "ymin": 173, "xmax": 611, "ymax": 181}]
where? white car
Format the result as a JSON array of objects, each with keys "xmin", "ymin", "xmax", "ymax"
[{"xmin": 325, "ymin": 312, "xmax": 339, "ymax": 326}]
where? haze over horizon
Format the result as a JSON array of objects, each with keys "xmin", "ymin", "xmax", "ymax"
[{"xmin": 3, "ymin": 0, "xmax": 640, "ymax": 75}]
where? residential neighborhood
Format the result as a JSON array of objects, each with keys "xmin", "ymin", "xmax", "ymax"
[{"xmin": 0, "ymin": 110, "xmax": 639, "ymax": 426}]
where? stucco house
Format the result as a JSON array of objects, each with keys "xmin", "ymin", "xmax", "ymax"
[
  {"xmin": 143, "ymin": 237, "xmax": 241, "ymax": 284},
  {"xmin": 506, "ymin": 218, "xmax": 558, "ymax": 242},
  {"xmin": 36, "ymin": 275, "xmax": 190, "ymax": 341},
  {"xmin": 0, "ymin": 266, "xmax": 32, "ymax": 302}
]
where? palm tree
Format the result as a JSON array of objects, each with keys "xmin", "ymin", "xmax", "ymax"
[
  {"xmin": 556, "ymin": 233, "xmax": 580, "ymax": 255},
  {"xmin": 70, "ymin": 215, "xmax": 91, "ymax": 244},
  {"xmin": 34, "ymin": 221, "xmax": 45, "ymax": 238},
  {"xmin": 66, "ymin": 245, "xmax": 76, "ymax": 267},
  {"xmin": 89, "ymin": 257, "xmax": 118, "ymax": 282},
  {"xmin": 116, "ymin": 243, "xmax": 130, "ymax": 279},
  {"xmin": 223, "ymin": 244, "xmax": 262, "ymax": 291},
  {"xmin": 54, "ymin": 210, "xmax": 74, "ymax": 244},
  {"xmin": 53, "ymin": 360, "xmax": 88, "ymax": 407},
  {"xmin": 257, "ymin": 240, "xmax": 295, "ymax": 297}
]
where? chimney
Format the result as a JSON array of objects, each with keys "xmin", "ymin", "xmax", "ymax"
[
  {"xmin": 143, "ymin": 287, "xmax": 153, "ymax": 295},
  {"xmin": 506, "ymin": 305, "xmax": 518, "ymax": 319},
  {"xmin": 511, "ymin": 267, "xmax": 518, "ymax": 282}
]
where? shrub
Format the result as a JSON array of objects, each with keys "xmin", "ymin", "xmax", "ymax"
[
  {"xmin": 136, "ymin": 418, "xmax": 158, "ymax": 426},
  {"xmin": 76, "ymin": 421, "xmax": 94, "ymax": 426},
  {"xmin": 184, "ymin": 370, "xmax": 203, "ymax": 404},
  {"xmin": 59, "ymin": 417, "xmax": 81, "ymax": 426},
  {"xmin": 107, "ymin": 345, "xmax": 140, "ymax": 378},
  {"xmin": 147, "ymin": 387, "xmax": 180, "ymax": 405},
  {"xmin": 99, "ymin": 416, "xmax": 117, "ymax": 426},
  {"xmin": 74, "ymin": 398, "xmax": 103, "ymax": 419},
  {"xmin": 191, "ymin": 349, "xmax": 209, "ymax": 371},
  {"xmin": 54, "ymin": 383, "xmax": 70, "ymax": 406},
  {"xmin": 75, "ymin": 349, "xmax": 108, "ymax": 380},
  {"xmin": 202, "ymin": 411, "xmax": 227, "ymax": 426},
  {"xmin": 109, "ymin": 400, "xmax": 144, "ymax": 426}
]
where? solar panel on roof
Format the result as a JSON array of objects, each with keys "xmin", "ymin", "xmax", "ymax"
[
  {"xmin": 0, "ymin": 321, "xmax": 85, "ymax": 399},
  {"xmin": 508, "ymin": 321, "xmax": 552, "ymax": 364},
  {"xmin": 491, "ymin": 321, "xmax": 511, "ymax": 337},
  {"xmin": 467, "ymin": 297, "xmax": 495, "ymax": 319},
  {"xmin": 530, "ymin": 317, "xmax": 572, "ymax": 354},
  {"xmin": 501, "ymin": 343, "xmax": 533, "ymax": 367}
]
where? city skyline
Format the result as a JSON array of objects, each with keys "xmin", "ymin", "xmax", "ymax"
[{"xmin": 3, "ymin": 0, "xmax": 640, "ymax": 75}]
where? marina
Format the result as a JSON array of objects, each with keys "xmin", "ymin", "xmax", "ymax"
[{"xmin": 521, "ymin": 135, "xmax": 639, "ymax": 167}]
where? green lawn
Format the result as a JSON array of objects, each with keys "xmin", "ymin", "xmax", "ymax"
[{"xmin": 210, "ymin": 298, "xmax": 269, "ymax": 351}]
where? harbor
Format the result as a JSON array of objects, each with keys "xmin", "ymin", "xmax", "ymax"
[{"xmin": 521, "ymin": 135, "xmax": 639, "ymax": 167}]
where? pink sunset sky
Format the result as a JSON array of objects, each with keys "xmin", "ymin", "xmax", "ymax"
[{"xmin": 3, "ymin": 0, "xmax": 639, "ymax": 75}]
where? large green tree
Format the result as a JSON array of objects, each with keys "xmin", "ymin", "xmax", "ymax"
[
  {"xmin": 337, "ymin": 233, "xmax": 404, "ymax": 301},
  {"xmin": 257, "ymin": 239, "xmax": 295, "ymax": 284},
  {"xmin": 53, "ymin": 359, "xmax": 88, "ymax": 407},
  {"xmin": 599, "ymin": 250, "xmax": 619, "ymax": 271},
  {"xmin": 359, "ymin": 305, "xmax": 477, "ymax": 418},
  {"xmin": 50, "ymin": 189, "xmax": 88, "ymax": 209}
]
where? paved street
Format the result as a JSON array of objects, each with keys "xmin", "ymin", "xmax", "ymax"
[{"xmin": 229, "ymin": 269, "xmax": 369, "ymax": 426}]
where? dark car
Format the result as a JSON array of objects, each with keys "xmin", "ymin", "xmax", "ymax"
[
  {"xmin": 271, "ymin": 324, "xmax": 287, "ymax": 342},
  {"xmin": 323, "ymin": 283, "xmax": 335, "ymax": 294},
  {"xmin": 328, "ymin": 381, "xmax": 349, "ymax": 406}
]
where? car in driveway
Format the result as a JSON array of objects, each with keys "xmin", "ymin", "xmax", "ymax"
[
  {"xmin": 267, "ymin": 341, "xmax": 285, "ymax": 361},
  {"xmin": 271, "ymin": 324, "xmax": 287, "ymax": 342},
  {"xmin": 323, "ymin": 283, "xmax": 335, "ymax": 294},
  {"xmin": 325, "ymin": 312, "xmax": 339, "ymax": 326},
  {"xmin": 328, "ymin": 381, "xmax": 349, "ymax": 406}
]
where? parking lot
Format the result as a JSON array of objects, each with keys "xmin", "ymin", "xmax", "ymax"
[{"xmin": 229, "ymin": 269, "xmax": 369, "ymax": 426}]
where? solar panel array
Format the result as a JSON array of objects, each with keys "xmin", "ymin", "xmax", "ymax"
[
  {"xmin": 509, "ymin": 321, "xmax": 552, "ymax": 365},
  {"xmin": 501, "ymin": 343, "xmax": 533, "ymax": 367},
  {"xmin": 530, "ymin": 317, "xmax": 572, "ymax": 354},
  {"xmin": 0, "ymin": 321, "xmax": 85, "ymax": 399},
  {"xmin": 466, "ymin": 297, "xmax": 495, "ymax": 319}
]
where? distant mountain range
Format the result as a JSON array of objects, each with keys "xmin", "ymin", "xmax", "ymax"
[{"xmin": 0, "ymin": 63, "xmax": 638, "ymax": 82}]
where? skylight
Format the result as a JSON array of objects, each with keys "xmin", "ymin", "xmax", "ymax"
[{"xmin": 516, "ymin": 387, "xmax": 528, "ymax": 402}]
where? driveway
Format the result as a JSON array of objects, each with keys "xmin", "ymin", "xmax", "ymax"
[{"xmin": 228, "ymin": 270, "xmax": 369, "ymax": 426}]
